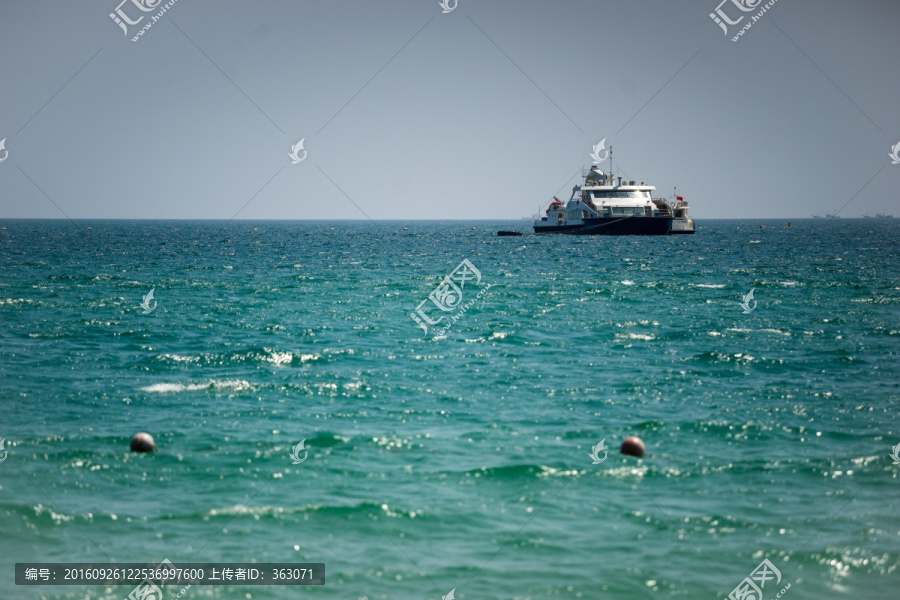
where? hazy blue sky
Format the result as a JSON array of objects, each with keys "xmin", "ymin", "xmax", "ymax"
[{"xmin": 1, "ymin": 0, "xmax": 898, "ymax": 219}]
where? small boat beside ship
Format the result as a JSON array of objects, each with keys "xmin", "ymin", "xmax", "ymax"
[
  {"xmin": 669, "ymin": 196, "xmax": 695, "ymax": 234},
  {"xmin": 533, "ymin": 164, "xmax": 694, "ymax": 235}
]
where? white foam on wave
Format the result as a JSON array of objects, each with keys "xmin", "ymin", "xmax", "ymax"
[
  {"xmin": 158, "ymin": 349, "xmax": 320, "ymax": 367},
  {"xmin": 33, "ymin": 504, "xmax": 74, "ymax": 524},
  {"xmin": 266, "ymin": 350, "xmax": 293, "ymax": 366},
  {"xmin": 616, "ymin": 332, "xmax": 656, "ymax": 341},
  {"xmin": 696, "ymin": 284, "xmax": 726, "ymax": 289},
  {"xmin": 537, "ymin": 465, "xmax": 581, "ymax": 478},
  {"xmin": 140, "ymin": 379, "xmax": 252, "ymax": 393},
  {"xmin": 725, "ymin": 327, "xmax": 790, "ymax": 336},
  {"xmin": 159, "ymin": 353, "xmax": 200, "ymax": 363},
  {"xmin": 0, "ymin": 298, "xmax": 35, "ymax": 305}
]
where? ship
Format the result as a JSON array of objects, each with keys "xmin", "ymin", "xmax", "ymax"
[
  {"xmin": 863, "ymin": 213, "xmax": 894, "ymax": 219},
  {"xmin": 533, "ymin": 164, "xmax": 694, "ymax": 235}
]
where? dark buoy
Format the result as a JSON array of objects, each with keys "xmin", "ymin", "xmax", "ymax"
[
  {"xmin": 130, "ymin": 432, "xmax": 156, "ymax": 453},
  {"xmin": 620, "ymin": 436, "xmax": 645, "ymax": 457},
  {"xmin": 787, "ymin": 222, "xmax": 792, "ymax": 228}
]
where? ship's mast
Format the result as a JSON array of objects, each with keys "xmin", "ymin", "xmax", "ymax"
[{"xmin": 608, "ymin": 146, "xmax": 613, "ymax": 185}]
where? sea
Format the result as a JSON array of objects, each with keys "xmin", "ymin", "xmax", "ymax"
[{"xmin": 0, "ymin": 219, "xmax": 898, "ymax": 600}]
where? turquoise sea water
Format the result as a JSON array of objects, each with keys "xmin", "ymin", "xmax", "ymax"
[{"xmin": 0, "ymin": 219, "xmax": 898, "ymax": 600}]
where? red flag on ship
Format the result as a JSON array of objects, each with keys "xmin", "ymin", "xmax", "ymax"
[{"xmin": 676, "ymin": 196, "xmax": 683, "ymax": 201}]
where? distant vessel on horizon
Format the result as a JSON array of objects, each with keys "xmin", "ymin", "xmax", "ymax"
[
  {"xmin": 863, "ymin": 213, "xmax": 894, "ymax": 219},
  {"xmin": 812, "ymin": 213, "xmax": 840, "ymax": 219},
  {"xmin": 533, "ymin": 149, "xmax": 694, "ymax": 235}
]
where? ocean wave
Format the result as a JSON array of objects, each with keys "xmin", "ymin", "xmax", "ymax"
[
  {"xmin": 0, "ymin": 298, "xmax": 36, "ymax": 306},
  {"xmin": 725, "ymin": 327, "xmax": 790, "ymax": 336},
  {"xmin": 158, "ymin": 353, "xmax": 200, "ymax": 363},
  {"xmin": 204, "ymin": 501, "xmax": 423, "ymax": 520},
  {"xmin": 140, "ymin": 379, "xmax": 253, "ymax": 393},
  {"xmin": 154, "ymin": 347, "xmax": 321, "ymax": 367},
  {"xmin": 615, "ymin": 332, "xmax": 656, "ymax": 341},
  {"xmin": 460, "ymin": 463, "xmax": 585, "ymax": 480},
  {"xmin": 687, "ymin": 351, "xmax": 757, "ymax": 364},
  {"xmin": 32, "ymin": 503, "xmax": 75, "ymax": 524}
]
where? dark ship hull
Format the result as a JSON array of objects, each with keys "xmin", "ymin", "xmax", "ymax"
[
  {"xmin": 534, "ymin": 216, "xmax": 673, "ymax": 235},
  {"xmin": 532, "ymin": 223, "xmax": 586, "ymax": 234}
]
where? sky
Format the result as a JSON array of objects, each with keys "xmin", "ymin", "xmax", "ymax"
[{"xmin": 0, "ymin": 0, "xmax": 898, "ymax": 220}]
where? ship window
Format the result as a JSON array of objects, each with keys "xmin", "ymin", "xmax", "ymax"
[{"xmin": 598, "ymin": 191, "xmax": 641, "ymax": 198}]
